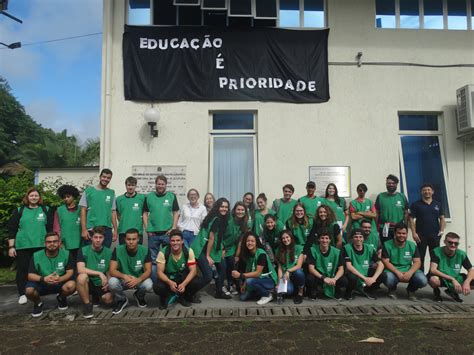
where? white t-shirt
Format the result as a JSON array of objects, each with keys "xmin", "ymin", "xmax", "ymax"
[{"xmin": 177, "ymin": 202, "xmax": 207, "ymax": 235}]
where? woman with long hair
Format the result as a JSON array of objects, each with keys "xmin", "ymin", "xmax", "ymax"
[
  {"xmin": 190, "ymin": 197, "xmax": 231, "ymax": 299},
  {"xmin": 203, "ymin": 193, "xmax": 215, "ymax": 213},
  {"xmin": 276, "ymin": 230, "xmax": 305, "ymax": 304},
  {"xmin": 260, "ymin": 214, "xmax": 285, "ymax": 262},
  {"xmin": 254, "ymin": 193, "xmax": 275, "ymax": 237},
  {"xmin": 305, "ymin": 205, "xmax": 343, "ymax": 254},
  {"xmin": 323, "ymin": 183, "xmax": 348, "ymax": 236},
  {"xmin": 242, "ymin": 192, "xmax": 256, "ymax": 230},
  {"xmin": 8, "ymin": 187, "xmax": 53, "ymax": 305},
  {"xmin": 232, "ymin": 231, "xmax": 278, "ymax": 305},
  {"xmin": 285, "ymin": 203, "xmax": 313, "ymax": 247}
]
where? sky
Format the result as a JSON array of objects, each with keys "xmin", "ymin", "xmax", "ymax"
[{"xmin": 0, "ymin": 0, "xmax": 103, "ymax": 141}]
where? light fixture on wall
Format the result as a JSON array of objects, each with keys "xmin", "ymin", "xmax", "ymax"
[{"xmin": 144, "ymin": 106, "xmax": 159, "ymax": 138}]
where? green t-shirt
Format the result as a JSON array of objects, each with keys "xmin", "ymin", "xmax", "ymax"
[
  {"xmin": 309, "ymin": 245, "xmax": 341, "ymax": 297},
  {"xmin": 432, "ymin": 247, "xmax": 467, "ymax": 290},
  {"xmin": 32, "ymin": 248, "xmax": 70, "ymax": 277},
  {"xmin": 115, "ymin": 244, "xmax": 149, "ymax": 278},
  {"xmin": 79, "ymin": 245, "xmax": 112, "ymax": 286},
  {"xmin": 223, "ymin": 217, "xmax": 245, "ymax": 257},
  {"xmin": 276, "ymin": 244, "xmax": 303, "ymax": 272},
  {"xmin": 376, "ymin": 192, "xmax": 408, "ymax": 225},
  {"xmin": 57, "ymin": 205, "xmax": 81, "ymax": 250},
  {"xmin": 299, "ymin": 195, "xmax": 324, "ymax": 219},
  {"xmin": 287, "ymin": 219, "xmax": 313, "ymax": 246},
  {"xmin": 323, "ymin": 198, "xmax": 346, "ymax": 223},
  {"xmin": 245, "ymin": 248, "xmax": 278, "ymax": 285},
  {"xmin": 146, "ymin": 191, "xmax": 177, "ymax": 232},
  {"xmin": 83, "ymin": 186, "xmax": 115, "ymax": 228},
  {"xmin": 350, "ymin": 198, "xmax": 376, "ymax": 230},
  {"xmin": 383, "ymin": 239, "xmax": 418, "ymax": 273},
  {"xmin": 261, "ymin": 219, "xmax": 285, "ymax": 252},
  {"xmin": 254, "ymin": 209, "xmax": 276, "ymax": 236},
  {"xmin": 190, "ymin": 217, "xmax": 222, "ymax": 262},
  {"xmin": 344, "ymin": 244, "xmax": 377, "ymax": 283},
  {"xmin": 116, "ymin": 193, "xmax": 146, "ymax": 234},
  {"xmin": 15, "ymin": 206, "xmax": 49, "ymax": 250},
  {"xmin": 273, "ymin": 198, "xmax": 297, "ymax": 225}
]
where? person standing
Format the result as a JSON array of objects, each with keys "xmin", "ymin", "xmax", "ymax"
[
  {"xmin": 298, "ymin": 181, "xmax": 324, "ymax": 219},
  {"xmin": 8, "ymin": 187, "xmax": 53, "ymax": 305},
  {"xmin": 79, "ymin": 168, "xmax": 118, "ymax": 248},
  {"xmin": 375, "ymin": 174, "xmax": 408, "ymax": 243},
  {"xmin": 143, "ymin": 175, "xmax": 180, "ymax": 282},
  {"xmin": 305, "ymin": 205, "xmax": 343, "ymax": 252},
  {"xmin": 242, "ymin": 192, "xmax": 256, "ymax": 230},
  {"xmin": 115, "ymin": 176, "xmax": 146, "ymax": 245},
  {"xmin": 253, "ymin": 193, "xmax": 275, "ymax": 237},
  {"xmin": 409, "ymin": 183, "xmax": 445, "ymax": 271},
  {"xmin": 177, "ymin": 188, "xmax": 207, "ymax": 248},
  {"xmin": 323, "ymin": 183, "xmax": 349, "ymax": 237},
  {"xmin": 271, "ymin": 184, "xmax": 297, "ymax": 224},
  {"xmin": 349, "ymin": 183, "xmax": 377, "ymax": 231},
  {"xmin": 203, "ymin": 193, "xmax": 215, "ymax": 213}
]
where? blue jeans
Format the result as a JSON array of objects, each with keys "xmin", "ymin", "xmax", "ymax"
[
  {"xmin": 182, "ymin": 230, "xmax": 195, "ymax": 249},
  {"xmin": 223, "ymin": 255, "xmax": 235, "ymax": 288},
  {"xmin": 148, "ymin": 232, "xmax": 169, "ymax": 282},
  {"xmin": 108, "ymin": 277, "xmax": 153, "ymax": 302},
  {"xmin": 383, "ymin": 270, "xmax": 428, "ymax": 292},
  {"xmin": 240, "ymin": 276, "xmax": 275, "ymax": 300},
  {"xmin": 196, "ymin": 252, "xmax": 225, "ymax": 293},
  {"xmin": 83, "ymin": 227, "xmax": 113, "ymax": 248},
  {"xmin": 285, "ymin": 269, "xmax": 305, "ymax": 296}
]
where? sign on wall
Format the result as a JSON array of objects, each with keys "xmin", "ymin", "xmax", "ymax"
[
  {"xmin": 309, "ymin": 166, "xmax": 351, "ymax": 198},
  {"xmin": 123, "ymin": 26, "xmax": 329, "ymax": 103},
  {"xmin": 131, "ymin": 165, "xmax": 187, "ymax": 205}
]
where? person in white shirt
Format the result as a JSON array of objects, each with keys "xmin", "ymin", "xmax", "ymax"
[{"xmin": 177, "ymin": 189, "xmax": 208, "ymax": 248}]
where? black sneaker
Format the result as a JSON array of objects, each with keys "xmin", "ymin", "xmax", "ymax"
[
  {"xmin": 178, "ymin": 296, "xmax": 192, "ymax": 307},
  {"xmin": 31, "ymin": 302, "xmax": 43, "ymax": 318},
  {"xmin": 344, "ymin": 290, "xmax": 353, "ymax": 301},
  {"xmin": 133, "ymin": 291, "xmax": 147, "ymax": 308},
  {"xmin": 112, "ymin": 297, "xmax": 129, "ymax": 315},
  {"xmin": 214, "ymin": 292, "xmax": 232, "ymax": 300},
  {"xmin": 433, "ymin": 288, "xmax": 442, "ymax": 302},
  {"xmin": 83, "ymin": 303, "xmax": 94, "ymax": 319},
  {"xmin": 190, "ymin": 294, "xmax": 202, "ymax": 304},
  {"xmin": 277, "ymin": 294, "xmax": 284, "ymax": 305},
  {"xmin": 293, "ymin": 294, "xmax": 303, "ymax": 304},
  {"xmin": 57, "ymin": 295, "xmax": 68, "ymax": 310},
  {"xmin": 158, "ymin": 298, "xmax": 167, "ymax": 310},
  {"xmin": 445, "ymin": 289, "xmax": 463, "ymax": 303},
  {"xmin": 362, "ymin": 288, "xmax": 377, "ymax": 300}
]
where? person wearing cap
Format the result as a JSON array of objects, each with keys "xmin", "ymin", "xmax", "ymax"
[{"xmin": 299, "ymin": 181, "xmax": 325, "ymax": 219}]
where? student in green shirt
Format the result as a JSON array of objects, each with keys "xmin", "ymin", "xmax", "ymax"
[
  {"xmin": 108, "ymin": 228, "xmax": 153, "ymax": 315},
  {"xmin": 323, "ymin": 183, "xmax": 348, "ymax": 238},
  {"xmin": 382, "ymin": 222, "xmax": 427, "ymax": 300},
  {"xmin": 285, "ymin": 203, "xmax": 313, "ymax": 247},
  {"xmin": 76, "ymin": 226, "xmax": 114, "ymax": 319},
  {"xmin": 25, "ymin": 232, "xmax": 76, "ymax": 318},
  {"xmin": 54, "ymin": 185, "xmax": 81, "ymax": 260},
  {"xmin": 271, "ymin": 184, "xmax": 297, "ymax": 224},
  {"xmin": 242, "ymin": 192, "xmax": 256, "ymax": 230},
  {"xmin": 254, "ymin": 193, "xmax": 276, "ymax": 237},
  {"xmin": 429, "ymin": 232, "xmax": 474, "ymax": 303},
  {"xmin": 8, "ymin": 187, "xmax": 53, "ymax": 305},
  {"xmin": 275, "ymin": 230, "xmax": 305, "ymax": 304},
  {"xmin": 298, "ymin": 181, "xmax": 324, "ymax": 219},
  {"xmin": 343, "ymin": 229, "xmax": 384, "ymax": 300},
  {"xmin": 153, "ymin": 230, "xmax": 202, "ymax": 309},
  {"xmin": 360, "ymin": 219, "xmax": 382, "ymax": 258},
  {"xmin": 116, "ymin": 176, "xmax": 146, "ymax": 245},
  {"xmin": 232, "ymin": 232, "xmax": 277, "ymax": 305},
  {"xmin": 260, "ymin": 214, "xmax": 285, "ymax": 262},
  {"xmin": 305, "ymin": 205, "xmax": 343, "ymax": 254},
  {"xmin": 349, "ymin": 183, "xmax": 377, "ymax": 231}
]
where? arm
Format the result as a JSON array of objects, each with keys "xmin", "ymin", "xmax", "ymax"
[
  {"xmin": 205, "ymin": 231, "xmax": 215, "ymax": 266},
  {"xmin": 463, "ymin": 268, "xmax": 474, "ymax": 295},
  {"xmin": 346, "ymin": 261, "xmax": 369, "ymax": 282},
  {"xmin": 172, "ymin": 211, "xmax": 179, "ymax": 230},
  {"xmin": 277, "ymin": 263, "xmax": 283, "ymax": 279},
  {"xmin": 308, "ymin": 264, "xmax": 324, "ymax": 279},
  {"xmin": 57, "ymin": 268, "xmax": 74, "ymax": 283},
  {"xmin": 7, "ymin": 208, "xmax": 20, "ymax": 258},
  {"xmin": 109, "ymin": 260, "xmax": 129, "ymax": 280},
  {"xmin": 241, "ymin": 264, "xmax": 264, "ymax": 279},
  {"xmin": 325, "ymin": 265, "xmax": 344, "ymax": 286},
  {"xmin": 382, "ymin": 258, "xmax": 404, "ymax": 279},
  {"xmin": 439, "ymin": 215, "xmax": 446, "ymax": 236},
  {"xmin": 142, "ymin": 212, "xmax": 149, "ymax": 231},
  {"xmin": 366, "ymin": 261, "xmax": 384, "ymax": 286},
  {"xmin": 335, "ymin": 232, "xmax": 343, "ymax": 249},
  {"xmin": 80, "ymin": 206, "xmax": 89, "ymax": 240},
  {"xmin": 77, "ymin": 261, "xmax": 107, "ymax": 284},
  {"xmin": 53, "ymin": 210, "xmax": 61, "ymax": 236},
  {"xmin": 137, "ymin": 262, "xmax": 151, "ymax": 283},
  {"xmin": 111, "ymin": 210, "xmax": 118, "ymax": 242},
  {"xmin": 287, "ymin": 254, "xmax": 304, "ymax": 273},
  {"xmin": 430, "ymin": 261, "xmax": 463, "ymax": 293},
  {"xmin": 178, "ymin": 264, "xmax": 197, "ymax": 290},
  {"xmin": 408, "ymin": 215, "xmax": 420, "ymax": 243}
]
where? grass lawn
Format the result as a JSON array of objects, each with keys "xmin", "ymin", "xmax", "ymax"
[{"xmin": 0, "ymin": 267, "xmax": 15, "ymax": 284}]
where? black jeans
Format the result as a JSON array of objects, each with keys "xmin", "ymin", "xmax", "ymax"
[
  {"xmin": 345, "ymin": 266, "xmax": 383, "ymax": 295},
  {"xmin": 16, "ymin": 247, "xmax": 43, "ymax": 296},
  {"xmin": 418, "ymin": 235, "xmax": 441, "ymax": 271},
  {"xmin": 153, "ymin": 271, "xmax": 202, "ymax": 302},
  {"xmin": 306, "ymin": 273, "xmax": 348, "ymax": 297}
]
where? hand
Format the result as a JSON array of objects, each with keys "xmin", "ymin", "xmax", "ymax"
[
  {"xmin": 169, "ymin": 281, "xmax": 179, "ymax": 293},
  {"xmin": 222, "ymin": 249, "xmax": 226, "ymax": 258},
  {"xmin": 284, "ymin": 271, "xmax": 290, "ymax": 281},
  {"xmin": 177, "ymin": 283, "xmax": 186, "ymax": 293},
  {"xmin": 112, "ymin": 231, "xmax": 118, "ymax": 242},
  {"xmin": 452, "ymin": 279, "xmax": 463, "ymax": 294},
  {"xmin": 462, "ymin": 281, "xmax": 471, "ymax": 296},
  {"xmin": 45, "ymin": 273, "xmax": 59, "ymax": 285},
  {"xmin": 165, "ymin": 229, "xmax": 172, "ymax": 236},
  {"xmin": 396, "ymin": 271, "xmax": 407, "ymax": 282},
  {"xmin": 8, "ymin": 247, "xmax": 16, "ymax": 258},
  {"xmin": 412, "ymin": 232, "xmax": 421, "ymax": 244},
  {"xmin": 207, "ymin": 256, "xmax": 214, "ymax": 267},
  {"xmin": 365, "ymin": 277, "xmax": 376, "ymax": 287},
  {"xmin": 99, "ymin": 273, "xmax": 108, "ymax": 287},
  {"xmin": 81, "ymin": 229, "xmax": 90, "ymax": 241},
  {"xmin": 231, "ymin": 270, "xmax": 240, "ymax": 279},
  {"xmin": 234, "ymin": 256, "xmax": 239, "ymax": 264},
  {"xmin": 324, "ymin": 277, "xmax": 336, "ymax": 286},
  {"xmin": 125, "ymin": 276, "xmax": 139, "ymax": 289}
]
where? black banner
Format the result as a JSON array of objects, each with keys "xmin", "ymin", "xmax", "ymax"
[{"xmin": 123, "ymin": 25, "xmax": 330, "ymax": 103}]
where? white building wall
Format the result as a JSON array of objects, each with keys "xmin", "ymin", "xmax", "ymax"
[
  {"xmin": 101, "ymin": 0, "xmax": 474, "ymax": 258},
  {"xmin": 37, "ymin": 168, "xmax": 99, "ymax": 189}
]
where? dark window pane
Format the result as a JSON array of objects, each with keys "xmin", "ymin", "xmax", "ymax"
[
  {"xmin": 423, "ymin": 0, "xmax": 443, "ymax": 29},
  {"xmin": 178, "ymin": 5, "xmax": 202, "ymax": 25},
  {"xmin": 213, "ymin": 113, "xmax": 254, "ymax": 130},
  {"xmin": 280, "ymin": 0, "xmax": 299, "ymax": 10},
  {"xmin": 255, "ymin": 0, "xmax": 277, "ymax": 18},
  {"xmin": 203, "ymin": 10, "xmax": 227, "ymax": 26},
  {"xmin": 174, "ymin": 0, "xmax": 200, "ymax": 4},
  {"xmin": 280, "ymin": 0, "xmax": 299, "ymax": 27},
  {"xmin": 228, "ymin": 16, "xmax": 252, "ymax": 27},
  {"xmin": 229, "ymin": 0, "xmax": 252, "ymax": 16},
  {"xmin": 399, "ymin": 115, "xmax": 438, "ymax": 131},
  {"xmin": 128, "ymin": 0, "xmax": 151, "ymax": 25},
  {"xmin": 305, "ymin": 0, "xmax": 324, "ymax": 11},
  {"xmin": 400, "ymin": 0, "xmax": 419, "ymax": 28},
  {"xmin": 153, "ymin": 0, "xmax": 177, "ymax": 25},
  {"xmin": 375, "ymin": 0, "xmax": 396, "ymax": 28},
  {"xmin": 254, "ymin": 19, "xmax": 277, "ymax": 27},
  {"xmin": 304, "ymin": 0, "xmax": 324, "ymax": 27},
  {"xmin": 201, "ymin": 0, "xmax": 226, "ymax": 9},
  {"xmin": 447, "ymin": 0, "xmax": 467, "ymax": 29},
  {"xmin": 401, "ymin": 136, "xmax": 450, "ymax": 217}
]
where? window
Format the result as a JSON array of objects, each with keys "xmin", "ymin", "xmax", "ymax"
[
  {"xmin": 127, "ymin": 0, "xmax": 151, "ymax": 25},
  {"xmin": 398, "ymin": 113, "xmax": 450, "ymax": 218},
  {"xmin": 375, "ymin": 0, "xmax": 396, "ymax": 28},
  {"xmin": 400, "ymin": 0, "xmax": 420, "ymax": 28},
  {"xmin": 279, "ymin": 0, "xmax": 326, "ymax": 28},
  {"xmin": 423, "ymin": 0, "xmax": 444, "ymax": 29},
  {"xmin": 447, "ymin": 0, "xmax": 468, "ymax": 29}
]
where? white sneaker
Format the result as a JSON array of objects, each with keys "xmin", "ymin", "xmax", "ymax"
[
  {"xmin": 256, "ymin": 294, "xmax": 273, "ymax": 305},
  {"xmin": 230, "ymin": 285, "xmax": 239, "ymax": 296},
  {"xmin": 18, "ymin": 295, "xmax": 27, "ymax": 305},
  {"xmin": 221, "ymin": 286, "xmax": 231, "ymax": 296}
]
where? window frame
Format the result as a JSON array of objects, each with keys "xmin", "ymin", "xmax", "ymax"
[{"xmin": 278, "ymin": 0, "xmax": 328, "ymax": 28}]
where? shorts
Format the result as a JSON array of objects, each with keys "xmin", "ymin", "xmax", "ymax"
[{"xmin": 25, "ymin": 281, "xmax": 65, "ymax": 296}]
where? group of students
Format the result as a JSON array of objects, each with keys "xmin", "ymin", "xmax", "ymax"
[{"xmin": 6, "ymin": 169, "xmax": 474, "ymax": 319}]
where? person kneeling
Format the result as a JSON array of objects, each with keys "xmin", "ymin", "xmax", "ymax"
[
  {"xmin": 76, "ymin": 226, "xmax": 114, "ymax": 318},
  {"xmin": 232, "ymin": 232, "xmax": 278, "ymax": 305},
  {"xmin": 153, "ymin": 230, "xmax": 202, "ymax": 309},
  {"xmin": 306, "ymin": 230, "xmax": 346, "ymax": 300},
  {"xmin": 26, "ymin": 232, "xmax": 76, "ymax": 317},
  {"xmin": 109, "ymin": 228, "xmax": 153, "ymax": 315}
]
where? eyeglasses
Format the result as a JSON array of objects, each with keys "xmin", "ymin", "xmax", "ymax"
[
  {"xmin": 447, "ymin": 241, "xmax": 459, "ymax": 246},
  {"xmin": 45, "ymin": 240, "xmax": 59, "ymax": 244}
]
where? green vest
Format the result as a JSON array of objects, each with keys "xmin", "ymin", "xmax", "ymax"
[
  {"xmin": 116, "ymin": 193, "xmax": 146, "ymax": 234},
  {"xmin": 80, "ymin": 245, "xmax": 112, "ymax": 286},
  {"xmin": 15, "ymin": 206, "xmax": 49, "ymax": 250},
  {"xmin": 377, "ymin": 192, "xmax": 407, "ymax": 225},
  {"xmin": 433, "ymin": 247, "xmax": 466, "ymax": 290},
  {"xmin": 287, "ymin": 219, "xmax": 313, "ymax": 246},
  {"xmin": 344, "ymin": 244, "xmax": 376, "ymax": 287},
  {"xmin": 115, "ymin": 244, "xmax": 149, "ymax": 278},
  {"xmin": 310, "ymin": 245, "xmax": 340, "ymax": 297},
  {"xmin": 328, "ymin": 221, "xmax": 341, "ymax": 247},
  {"xmin": 275, "ymin": 199, "xmax": 297, "ymax": 224},
  {"xmin": 299, "ymin": 196, "xmax": 324, "ymax": 219},
  {"xmin": 383, "ymin": 239, "xmax": 417, "ymax": 273},
  {"xmin": 190, "ymin": 217, "xmax": 222, "ymax": 262},
  {"xmin": 245, "ymin": 248, "xmax": 278, "ymax": 285},
  {"xmin": 350, "ymin": 198, "xmax": 376, "ymax": 230},
  {"xmin": 364, "ymin": 230, "xmax": 380, "ymax": 251},
  {"xmin": 261, "ymin": 219, "xmax": 285, "ymax": 252},
  {"xmin": 84, "ymin": 186, "xmax": 115, "ymax": 228},
  {"xmin": 254, "ymin": 209, "xmax": 276, "ymax": 236},
  {"xmin": 57, "ymin": 205, "xmax": 81, "ymax": 250},
  {"xmin": 277, "ymin": 244, "xmax": 303, "ymax": 272},
  {"xmin": 33, "ymin": 248, "xmax": 70, "ymax": 277},
  {"xmin": 146, "ymin": 191, "xmax": 176, "ymax": 232},
  {"xmin": 162, "ymin": 246, "xmax": 188, "ymax": 280},
  {"xmin": 323, "ymin": 198, "xmax": 346, "ymax": 223},
  {"xmin": 223, "ymin": 217, "xmax": 243, "ymax": 257}
]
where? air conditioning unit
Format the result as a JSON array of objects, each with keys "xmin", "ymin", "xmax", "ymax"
[{"xmin": 456, "ymin": 85, "xmax": 474, "ymax": 141}]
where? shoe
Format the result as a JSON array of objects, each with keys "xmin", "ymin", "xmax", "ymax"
[
  {"xmin": 344, "ymin": 290, "xmax": 353, "ymax": 301},
  {"xmin": 221, "ymin": 286, "xmax": 231, "ymax": 296},
  {"xmin": 293, "ymin": 294, "xmax": 303, "ymax": 304},
  {"xmin": 72, "ymin": 290, "xmax": 78, "ymax": 296},
  {"xmin": 57, "ymin": 295, "xmax": 68, "ymax": 310},
  {"xmin": 445, "ymin": 289, "xmax": 463, "ymax": 303},
  {"xmin": 387, "ymin": 290, "xmax": 398, "ymax": 300},
  {"xmin": 31, "ymin": 302, "xmax": 43, "ymax": 318},
  {"xmin": 310, "ymin": 291, "xmax": 318, "ymax": 301},
  {"xmin": 362, "ymin": 288, "xmax": 377, "ymax": 300},
  {"xmin": 112, "ymin": 297, "xmax": 129, "ymax": 315},
  {"xmin": 406, "ymin": 289, "xmax": 417, "ymax": 301},
  {"xmin": 178, "ymin": 296, "xmax": 191, "ymax": 307},
  {"xmin": 158, "ymin": 297, "xmax": 167, "ymax": 310},
  {"xmin": 133, "ymin": 291, "xmax": 147, "ymax": 308},
  {"xmin": 229, "ymin": 285, "xmax": 239, "ymax": 296},
  {"xmin": 191, "ymin": 294, "xmax": 202, "ymax": 304},
  {"xmin": 334, "ymin": 290, "xmax": 343, "ymax": 301},
  {"xmin": 433, "ymin": 288, "xmax": 442, "ymax": 302},
  {"xmin": 83, "ymin": 303, "xmax": 94, "ymax": 319},
  {"xmin": 214, "ymin": 292, "xmax": 232, "ymax": 300},
  {"xmin": 256, "ymin": 294, "xmax": 273, "ymax": 305},
  {"xmin": 18, "ymin": 295, "xmax": 28, "ymax": 305},
  {"xmin": 277, "ymin": 294, "xmax": 284, "ymax": 305}
]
